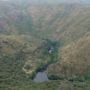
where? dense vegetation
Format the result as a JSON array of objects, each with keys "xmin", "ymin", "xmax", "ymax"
[
  {"xmin": 0, "ymin": 0, "xmax": 90, "ymax": 90},
  {"xmin": 47, "ymin": 36, "xmax": 90, "ymax": 81}
]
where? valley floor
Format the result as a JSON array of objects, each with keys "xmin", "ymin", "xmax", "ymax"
[{"xmin": 0, "ymin": 80, "xmax": 90, "ymax": 90}]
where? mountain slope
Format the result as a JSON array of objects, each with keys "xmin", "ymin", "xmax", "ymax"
[
  {"xmin": 0, "ymin": 1, "xmax": 90, "ymax": 90},
  {"xmin": 0, "ymin": 2, "xmax": 90, "ymax": 44},
  {"xmin": 47, "ymin": 36, "xmax": 90, "ymax": 80}
]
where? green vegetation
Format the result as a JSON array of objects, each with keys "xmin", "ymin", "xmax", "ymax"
[
  {"xmin": 47, "ymin": 36, "xmax": 90, "ymax": 81},
  {"xmin": 0, "ymin": 80, "xmax": 90, "ymax": 90},
  {"xmin": 0, "ymin": 1, "xmax": 90, "ymax": 90},
  {"xmin": 30, "ymin": 39, "xmax": 59, "ymax": 79},
  {"xmin": 0, "ymin": 35, "xmax": 42, "ymax": 85}
]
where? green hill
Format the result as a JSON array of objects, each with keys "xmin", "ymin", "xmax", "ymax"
[
  {"xmin": 47, "ymin": 36, "xmax": 90, "ymax": 80},
  {"xmin": 0, "ymin": 1, "xmax": 90, "ymax": 90}
]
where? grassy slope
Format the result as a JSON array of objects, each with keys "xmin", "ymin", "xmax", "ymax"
[
  {"xmin": 0, "ymin": 80, "xmax": 90, "ymax": 90},
  {"xmin": 47, "ymin": 36, "xmax": 90, "ymax": 79},
  {"xmin": 0, "ymin": 3, "xmax": 90, "ymax": 41},
  {"xmin": 0, "ymin": 1, "xmax": 90, "ymax": 90},
  {"xmin": 27, "ymin": 4, "xmax": 90, "ymax": 43},
  {"xmin": 0, "ymin": 35, "xmax": 44, "ymax": 85}
]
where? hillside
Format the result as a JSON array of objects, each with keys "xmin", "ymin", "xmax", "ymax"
[
  {"xmin": 47, "ymin": 36, "xmax": 90, "ymax": 80},
  {"xmin": 0, "ymin": 1, "xmax": 90, "ymax": 90},
  {"xmin": 0, "ymin": 35, "xmax": 43, "ymax": 84},
  {"xmin": 0, "ymin": 3, "xmax": 90, "ymax": 43}
]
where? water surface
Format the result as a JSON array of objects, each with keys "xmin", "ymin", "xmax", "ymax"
[{"xmin": 33, "ymin": 72, "xmax": 49, "ymax": 83}]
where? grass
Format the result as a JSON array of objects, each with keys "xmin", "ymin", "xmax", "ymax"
[
  {"xmin": 0, "ymin": 2, "xmax": 90, "ymax": 90},
  {"xmin": 47, "ymin": 36, "xmax": 90, "ymax": 81},
  {"xmin": 0, "ymin": 80, "xmax": 90, "ymax": 90}
]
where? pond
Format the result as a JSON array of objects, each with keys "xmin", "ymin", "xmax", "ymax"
[{"xmin": 33, "ymin": 72, "xmax": 49, "ymax": 83}]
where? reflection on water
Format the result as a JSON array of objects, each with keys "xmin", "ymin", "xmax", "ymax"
[{"xmin": 33, "ymin": 72, "xmax": 49, "ymax": 83}]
